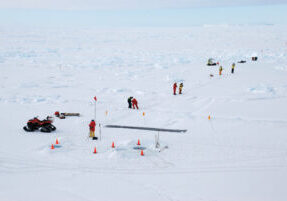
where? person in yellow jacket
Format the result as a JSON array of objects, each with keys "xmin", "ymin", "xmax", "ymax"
[
  {"xmin": 179, "ymin": 83, "xmax": 183, "ymax": 94},
  {"xmin": 231, "ymin": 63, "xmax": 235, "ymax": 74},
  {"xmin": 219, "ymin": 66, "xmax": 223, "ymax": 75}
]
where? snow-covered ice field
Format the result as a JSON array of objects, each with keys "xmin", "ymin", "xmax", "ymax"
[{"xmin": 1, "ymin": 25, "xmax": 287, "ymax": 201}]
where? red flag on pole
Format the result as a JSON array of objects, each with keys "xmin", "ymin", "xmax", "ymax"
[{"xmin": 94, "ymin": 96, "xmax": 97, "ymax": 101}]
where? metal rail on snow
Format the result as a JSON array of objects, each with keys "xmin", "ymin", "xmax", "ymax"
[{"xmin": 104, "ymin": 125, "xmax": 187, "ymax": 133}]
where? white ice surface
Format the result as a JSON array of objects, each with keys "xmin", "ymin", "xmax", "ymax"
[{"xmin": 1, "ymin": 25, "xmax": 287, "ymax": 201}]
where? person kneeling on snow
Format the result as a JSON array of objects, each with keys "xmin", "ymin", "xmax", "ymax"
[
  {"xmin": 132, "ymin": 98, "xmax": 139, "ymax": 110},
  {"xmin": 89, "ymin": 120, "xmax": 96, "ymax": 138}
]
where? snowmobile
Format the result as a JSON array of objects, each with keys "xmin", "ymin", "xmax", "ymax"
[
  {"xmin": 23, "ymin": 116, "xmax": 56, "ymax": 133},
  {"xmin": 207, "ymin": 58, "xmax": 217, "ymax": 66}
]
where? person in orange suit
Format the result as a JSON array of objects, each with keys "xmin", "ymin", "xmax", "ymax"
[
  {"xmin": 132, "ymin": 98, "xmax": 139, "ymax": 109},
  {"xmin": 89, "ymin": 120, "xmax": 96, "ymax": 137}
]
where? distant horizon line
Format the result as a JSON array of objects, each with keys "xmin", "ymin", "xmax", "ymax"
[
  {"xmin": 1, "ymin": 3, "xmax": 287, "ymax": 11},
  {"xmin": 1, "ymin": 4, "xmax": 286, "ymax": 27}
]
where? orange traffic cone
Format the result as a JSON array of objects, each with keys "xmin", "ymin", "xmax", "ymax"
[
  {"xmin": 56, "ymin": 138, "xmax": 59, "ymax": 145},
  {"xmin": 140, "ymin": 150, "xmax": 144, "ymax": 156},
  {"xmin": 112, "ymin": 142, "xmax": 115, "ymax": 148},
  {"xmin": 51, "ymin": 144, "xmax": 54, "ymax": 149},
  {"xmin": 208, "ymin": 115, "xmax": 211, "ymax": 120},
  {"xmin": 93, "ymin": 147, "xmax": 97, "ymax": 154},
  {"xmin": 137, "ymin": 139, "xmax": 141, "ymax": 146}
]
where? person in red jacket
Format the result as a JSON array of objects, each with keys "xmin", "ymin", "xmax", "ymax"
[
  {"xmin": 173, "ymin": 82, "xmax": 177, "ymax": 95},
  {"xmin": 132, "ymin": 98, "xmax": 139, "ymax": 109},
  {"xmin": 89, "ymin": 120, "xmax": 96, "ymax": 138}
]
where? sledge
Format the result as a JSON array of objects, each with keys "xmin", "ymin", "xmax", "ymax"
[
  {"xmin": 105, "ymin": 125, "xmax": 187, "ymax": 133},
  {"xmin": 55, "ymin": 111, "xmax": 80, "ymax": 119},
  {"xmin": 238, "ymin": 60, "xmax": 246, "ymax": 63},
  {"xmin": 62, "ymin": 113, "xmax": 80, "ymax": 117}
]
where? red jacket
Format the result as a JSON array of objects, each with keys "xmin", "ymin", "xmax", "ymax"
[
  {"xmin": 132, "ymin": 98, "xmax": 137, "ymax": 104},
  {"xmin": 89, "ymin": 121, "xmax": 96, "ymax": 131},
  {"xmin": 173, "ymin": 83, "xmax": 177, "ymax": 89}
]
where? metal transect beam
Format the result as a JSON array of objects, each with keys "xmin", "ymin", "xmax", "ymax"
[{"xmin": 104, "ymin": 125, "xmax": 187, "ymax": 133}]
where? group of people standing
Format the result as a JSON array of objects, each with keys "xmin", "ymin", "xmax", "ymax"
[
  {"xmin": 89, "ymin": 81, "xmax": 185, "ymax": 138},
  {"xmin": 219, "ymin": 63, "xmax": 236, "ymax": 75},
  {"xmin": 173, "ymin": 82, "xmax": 184, "ymax": 95},
  {"xmin": 88, "ymin": 62, "xmax": 237, "ymax": 137}
]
